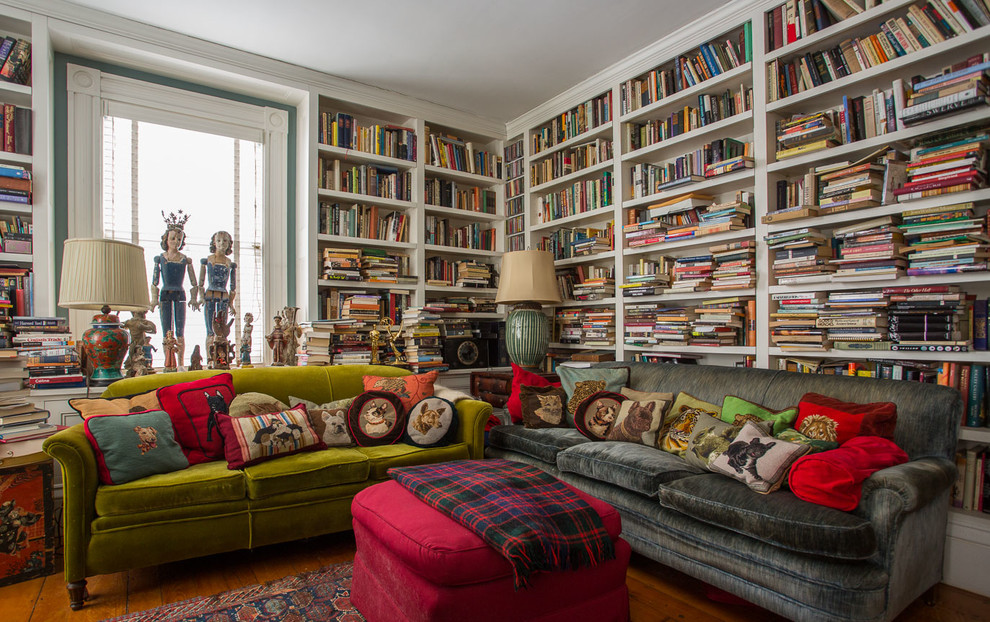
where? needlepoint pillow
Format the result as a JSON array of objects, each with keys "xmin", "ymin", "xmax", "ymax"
[
  {"xmin": 228, "ymin": 393, "xmax": 289, "ymax": 418},
  {"xmin": 519, "ymin": 385, "xmax": 569, "ymax": 429},
  {"xmin": 216, "ymin": 403, "xmax": 325, "ymax": 469},
  {"xmin": 506, "ymin": 363, "xmax": 561, "ymax": 424},
  {"xmin": 156, "ymin": 373, "xmax": 236, "ymax": 465},
  {"xmin": 658, "ymin": 393, "xmax": 721, "ymax": 456},
  {"xmin": 794, "ymin": 393, "xmax": 897, "ymax": 445},
  {"xmin": 69, "ymin": 390, "xmax": 162, "ymax": 419},
  {"xmin": 606, "ymin": 397, "xmax": 671, "ymax": 446},
  {"xmin": 720, "ymin": 395, "xmax": 798, "ymax": 435},
  {"xmin": 620, "ymin": 387, "xmax": 674, "ymax": 403},
  {"xmin": 557, "ymin": 366, "xmax": 629, "ymax": 422},
  {"xmin": 710, "ymin": 421, "xmax": 812, "ymax": 494},
  {"xmin": 289, "ymin": 396, "xmax": 355, "ymax": 447},
  {"xmin": 774, "ymin": 428, "xmax": 839, "ymax": 454},
  {"xmin": 404, "ymin": 396, "xmax": 459, "ymax": 447},
  {"xmin": 362, "ymin": 371, "xmax": 438, "ymax": 414},
  {"xmin": 684, "ymin": 413, "xmax": 772, "ymax": 470},
  {"xmin": 573, "ymin": 391, "xmax": 626, "ymax": 440},
  {"xmin": 347, "ymin": 391, "xmax": 405, "ymax": 446},
  {"xmin": 84, "ymin": 410, "xmax": 189, "ymax": 485}
]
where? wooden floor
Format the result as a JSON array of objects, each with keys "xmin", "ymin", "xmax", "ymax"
[{"xmin": 1, "ymin": 531, "xmax": 987, "ymax": 622}]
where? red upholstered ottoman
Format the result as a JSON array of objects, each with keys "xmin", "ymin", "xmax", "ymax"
[{"xmin": 351, "ymin": 479, "xmax": 631, "ymax": 622}]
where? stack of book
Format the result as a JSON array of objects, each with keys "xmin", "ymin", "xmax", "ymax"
[
  {"xmin": 399, "ymin": 308, "xmax": 447, "ymax": 373},
  {"xmin": 830, "ymin": 216, "xmax": 907, "ymax": 281},
  {"xmin": 539, "ymin": 225, "xmax": 613, "ymax": 260},
  {"xmin": 821, "ymin": 290, "xmax": 890, "ymax": 347},
  {"xmin": 691, "ymin": 298, "xmax": 747, "ymax": 347},
  {"xmin": 771, "ymin": 292, "xmax": 827, "ymax": 351},
  {"xmin": 359, "ymin": 249, "xmax": 404, "ymax": 284},
  {"xmin": 887, "ymin": 286, "xmax": 970, "ymax": 351},
  {"xmin": 555, "ymin": 268, "xmax": 577, "ymax": 301},
  {"xmin": 581, "ymin": 307, "xmax": 616, "ymax": 347},
  {"xmin": 555, "ymin": 309, "xmax": 584, "ymax": 345},
  {"xmin": 572, "ymin": 277, "xmax": 615, "ymax": 302},
  {"xmin": 0, "ymin": 407, "xmax": 55, "ymax": 446},
  {"xmin": 654, "ymin": 307, "xmax": 696, "ymax": 345},
  {"xmin": 670, "ymin": 254, "xmax": 714, "ymax": 292},
  {"xmin": 298, "ymin": 319, "xmax": 357, "ymax": 366},
  {"xmin": 13, "ymin": 317, "xmax": 83, "ymax": 389},
  {"xmin": 0, "ymin": 37, "xmax": 31, "ymax": 87},
  {"xmin": 624, "ymin": 303, "xmax": 663, "ymax": 347},
  {"xmin": 455, "ymin": 261, "xmax": 493, "ymax": 288},
  {"xmin": 322, "ymin": 247, "xmax": 362, "ymax": 282},
  {"xmin": 621, "ymin": 257, "xmax": 671, "ymax": 296},
  {"xmin": 775, "ymin": 110, "xmax": 841, "ymax": 160},
  {"xmin": 816, "ymin": 161, "xmax": 885, "ymax": 214},
  {"xmin": 894, "ymin": 125, "xmax": 989, "ymax": 202},
  {"xmin": 766, "ymin": 227, "xmax": 834, "ymax": 283},
  {"xmin": 0, "ymin": 164, "xmax": 31, "ymax": 206},
  {"xmin": 696, "ymin": 193, "xmax": 752, "ymax": 236},
  {"xmin": 899, "ymin": 201, "xmax": 989, "ymax": 276},
  {"xmin": 709, "ymin": 240, "xmax": 756, "ymax": 290},
  {"xmin": 341, "ymin": 293, "xmax": 382, "ymax": 324},
  {"xmin": 571, "ymin": 227, "xmax": 614, "ymax": 255},
  {"xmin": 901, "ymin": 56, "xmax": 990, "ymax": 127}
]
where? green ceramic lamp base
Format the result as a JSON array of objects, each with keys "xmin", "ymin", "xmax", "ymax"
[{"xmin": 505, "ymin": 303, "xmax": 550, "ymax": 370}]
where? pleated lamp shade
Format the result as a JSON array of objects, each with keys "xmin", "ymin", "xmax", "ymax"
[
  {"xmin": 495, "ymin": 250, "xmax": 562, "ymax": 306},
  {"xmin": 58, "ymin": 238, "xmax": 151, "ymax": 311}
]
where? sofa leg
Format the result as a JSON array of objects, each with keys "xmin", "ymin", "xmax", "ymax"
[
  {"xmin": 923, "ymin": 585, "xmax": 938, "ymax": 607},
  {"xmin": 68, "ymin": 580, "xmax": 88, "ymax": 610}
]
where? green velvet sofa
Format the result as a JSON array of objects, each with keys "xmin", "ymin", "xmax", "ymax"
[{"xmin": 42, "ymin": 364, "xmax": 491, "ymax": 610}]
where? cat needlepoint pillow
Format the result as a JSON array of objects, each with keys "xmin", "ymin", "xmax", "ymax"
[
  {"xmin": 573, "ymin": 391, "xmax": 627, "ymax": 440},
  {"xmin": 506, "ymin": 364, "xmax": 561, "ymax": 424},
  {"xmin": 519, "ymin": 385, "xmax": 569, "ymax": 429},
  {"xmin": 156, "ymin": 373, "xmax": 236, "ymax": 465}
]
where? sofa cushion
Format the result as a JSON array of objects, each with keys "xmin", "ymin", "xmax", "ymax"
[
  {"xmin": 720, "ymin": 395, "xmax": 797, "ymax": 435},
  {"xmin": 795, "ymin": 393, "xmax": 897, "ymax": 445},
  {"xmin": 363, "ymin": 370, "xmax": 438, "ymax": 414},
  {"xmin": 557, "ymin": 366, "xmax": 629, "ymax": 423},
  {"xmin": 404, "ymin": 397, "xmax": 459, "ymax": 447},
  {"xmin": 683, "ymin": 413, "xmax": 771, "ymax": 470},
  {"xmin": 94, "ymin": 459, "xmax": 245, "ymax": 516},
  {"xmin": 357, "ymin": 443, "xmax": 472, "ymax": 480},
  {"xmin": 487, "ymin": 425, "xmax": 589, "ymax": 465},
  {"xmin": 657, "ymin": 473, "xmax": 877, "ymax": 560},
  {"xmin": 506, "ymin": 363, "xmax": 561, "ymax": 424},
  {"xmin": 710, "ymin": 422, "xmax": 811, "ymax": 494},
  {"xmin": 348, "ymin": 391, "xmax": 406, "ymax": 446},
  {"xmin": 289, "ymin": 395, "xmax": 355, "ymax": 446},
  {"xmin": 243, "ymin": 447, "xmax": 370, "ymax": 499},
  {"xmin": 228, "ymin": 392, "xmax": 288, "ymax": 418},
  {"xmin": 658, "ymin": 393, "xmax": 720, "ymax": 456},
  {"xmin": 70, "ymin": 389, "xmax": 162, "ymax": 419},
  {"xmin": 558, "ymin": 441, "xmax": 704, "ymax": 498}
]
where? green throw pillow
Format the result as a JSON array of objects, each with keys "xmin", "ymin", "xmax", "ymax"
[
  {"xmin": 720, "ymin": 395, "xmax": 798, "ymax": 435},
  {"xmin": 557, "ymin": 366, "xmax": 629, "ymax": 424},
  {"xmin": 85, "ymin": 409, "xmax": 189, "ymax": 485},
  {"xmin": 658, "ymin": 392, "xmax": 721, "ymax": 456},
  {"xmin": 774, "ymin": 428, "xmax": 839, "ymax": 453}
]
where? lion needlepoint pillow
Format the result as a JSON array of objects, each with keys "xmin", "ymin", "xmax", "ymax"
[
  {"xmin": 710, "ymin": 421, "xmax": 811, "ymax": 494},
  {"xmin": 794, "ymin": 393, "xmax": 897, "ymax": 445},
  {"xmin": 216, "ymin": 403, "xmax": 325, "ymax": 469},
  {"xmin": 657, "ymin": 392, "xmax": 721, "ymax": 456},
  {"xmin": 347, "ymin": 391, "xmax": 405, "ymax": 446},
  {"xmin": 520, "ymin": 385, "xmax": 569, "ymax": 429},
  {"xmin": 573, "ymin": 391, "xmax": 627, "ymax": 440},
  {"xmin": 606, "ymin": 397, "xmax": 670, "ymax": 446},
  {"xmin": 404, "ymin": 396, "xmax": 459, "ymax": 447},
  {"xmin": 84, "ymin": 410, "xmax": 189, "ymax": 485},
  {"xmin": 362, "ymin": 371, "xmax": 438, "ymax": 414},
  {"xmin": 289, "ymin": 396, "xmax": 355, "ymax": 447}
]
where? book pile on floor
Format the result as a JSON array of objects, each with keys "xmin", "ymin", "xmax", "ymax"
[
  {"xmin": 775, "ymin": 110, "xmax": 841, "ymax": 160},
  {"xmin": 691, "ymin": 298, "xmax": 747, "ymax": 346},
  {"xmin": 830, "ymin": 215, "xmax": 907, "ymax": 281},
  {"xmin": 13, "ymin": 317, "xmax": 84, "ymax": 389},
  {"xmin": 766, "ymin": 227, "xmax": 834, "ymax": 283},
  {"xmin": 322, "ymin": 247, "xmax": 362, "ymax": 282},
  {"xmin": 901, "ymin": 56, "xmax": 990, "ymax": 127},
  {"xmin": 670, "ymin": 254, "xmax": 713, "ymax": 292},
  {"xmin": 894, "ymin": 125, "xmax": 988, "ymax": 202},
  {"xmin": 555, "ymin": 309, "xmax": 583, "ymax": 345},
  {"xmin": 624, "ymin": 302, "xmax": 662, "ymax": 347},
  {"xmin": 709, "ymin": 240, "xmax": 755, "ymax": 290},
  {"xmin": 399, "ymin": 308, "xmax": 447, "ymax": 373},
  {"xmin": 581, "ymin": 307, "xmax": 616, "ymax": 347},
  {"xmin": 455, "ymin": 260, "xmax": 493, "ymax": 287},
  {"xmin": 0, "ymin": 349, "xmax": 54, "ymax": 446},
  {"xmin": 770, "ymin": 292, "xmax": 827, "ymax": 351},
  {"xmin": 820, "ymin": 289, "xmax": 890, "ymax": 349},
  {"xmin": 620, "ymin": 257, "xmax": 670, "ymax": 296},
  {"xmin": 898, "ymin": 201, "xmax": 988, "ymax": 276},
  {"xmin": 886, "ymin": 286, "xmax": 970, "ymax": 352},
  {"xmin": 654, "ymin": 306, "xmax": 697, "ymax": 346}
]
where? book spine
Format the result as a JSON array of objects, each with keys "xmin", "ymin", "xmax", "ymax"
[
  {"xmin": 975, "ymin": 299, "xmax": 988, "ymax": 351},
  {"xmin": 968, "ymin": 364, "xmax": 986, "ymax": 426}
]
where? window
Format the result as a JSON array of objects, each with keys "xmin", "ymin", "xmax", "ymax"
[{"xmin": 66, "ymin": 64, "xmax": 289, "ymax": 366}]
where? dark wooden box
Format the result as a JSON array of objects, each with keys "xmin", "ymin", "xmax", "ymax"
[{"xmin": 0, "ymin": 459, "xmax": 55, "ymax": 587}]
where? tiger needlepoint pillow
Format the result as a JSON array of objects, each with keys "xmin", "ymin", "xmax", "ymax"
[
  {"xmin": 362, "ymin": 371, "xmax": 438, "ymax": 414},
  {"xmin": 216, "ymin": 403, "xmax": 325, "ymax": 469},
  {"xmin": 404, "ymin": 396, "xmax": 459, "ymax": 447},
  {"xmin": 156, "ymin": 373, "xmax": 236, "ymax": 465},
  {"xmin": 658, "ymin": 392, "xmax": 721, "ymax": 456},
  {"xmin": 794, "ymin": 393, "xmax": 897, "ymax": 445}
]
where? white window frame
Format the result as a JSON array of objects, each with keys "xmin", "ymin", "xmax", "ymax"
[{"xmin": 65, "ymin": 64, "xmax": 288, "ymax": 357}]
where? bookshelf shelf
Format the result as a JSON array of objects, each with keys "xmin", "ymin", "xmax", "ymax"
[
  {"xmin": 556, "ymin": 297, "xmax": 617, "ymax": 308},
  {"xmin": 316, "ymin": 188, "xmax": 416, "ymax": 211},
  {"xmin": 550, "ymin": 342, "xmax": 616, "ymax": 350},
  {"xmin": 622, "ymin": 287, "xmax": 756, "ymax": 304},
  {"xmin": 0, "ymin": 81, "xmax": 30, "ymax": 98},
  {"xmin": 959, "ymin": 427, "xmax": 990, "ymax": 443},
  {"xmin": 767, "ymin": 107, "xmax": 990, "ymax": 173},
  {"xmin": 531, "ymin": 122, "xmax": 613, "ymax": 160},
  {"xmin": 769, "ymin": 271, "xmax": 990, "ymax": 294},
  {"xmin": 624, "ymin": 228, "xmax": 755, "ymax": 257},
  {"xmin": 424, "ymin": 164, "xmax": 502, "ymax": 185},
  {"xmin": 317, "ymin": 280, "xmax": 417, "ymax": 291},
  {"xmin": 0, "ymin": 251, "xmax": 31, "ymax": 263},
  {"xmin": 317, "ymin": 144, "xmax": 417, "ymax": 170},
  {"xmin": 423, "ymin": 204, "xmax": 502, "ymax": 222},
  {"xmin": 623, "ymin": 169, "xmax": 755, "ymax": 209},
  {"xmin": 620, "ymin": 63, "xmax": 752, "ymax": 124},
  {"xmin": 0, "ymin": 202, "xmax": 32, "ymax": 215},
  {"xmin": 530, "ymin": 159, "xmax": 614, "ymax": 194},
  {"xmin": 434, "ymin": 312, "xmax": 503, "ymax": 319},
  {"xmin": 767, "ymin": 27, "xmax": 990, "ymax": 113},
  {"xmin": 531, "ymin": 205, "xmax": 615, "ymax": 232},
  {"xmin": 0, "ymin": 151, "xmax": 30, "ymax": 166},
  {"xmin": 625, "ymin": 344, "xmax": 756, "ymax": 356},
  {"xmin": 425, "ymin": 285, "xmax": 498, "ymax": 295},
  {"xmin": 423, "ymin": 244, "xmax": 500, "ymax": 258},
  {"xmin": 316, "ymin": 234, "xmax": 416, "ymax": 250},
  {"xmin": 554, "ymin": 250, "xmax": 617, "ymax": 267},
  {"xmin": 769, "ymin": 347, "xmax": 990, "ymax": 363},
  {"xmin": 622, "ymin": 112, "xmax": 754, "ymax": 163}
]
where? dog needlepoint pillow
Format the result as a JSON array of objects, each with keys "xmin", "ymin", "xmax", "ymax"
[
  {"xmin": 606, "ymin": 398, "xmax": 669, "ymax": 446},
  {"xmin": 710, "ymin": 422, "xmax": 811, "ymax": 494},
  {"xmin": 348, "ymin": 391, "xmax": 405, "ymax": 446},
  {"xmin": 216, "ymin": 403, "xmax": 325, "ymax": 469},
  {"xmin": 289, "ymin": 395, "xmax": 355, "ymax": 447},
  {"xmin": 404, "ymin": 396, "xmax": 459, "ymax": 447},
  {"xmin": 84, "ymin": 410, "xmax": 189, "ymax": 485},
  {"xmin": 574, "ymin": 391, "xmax": 627, "ymax": 440},
  {"xmin": 156, "ymin": 373, "xmax": 236, "ymax": 464}
]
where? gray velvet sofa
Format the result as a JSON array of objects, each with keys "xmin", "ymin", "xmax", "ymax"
[{"xmin": 485, "ymin": 362, "xmax": 960, "ymax": 622}]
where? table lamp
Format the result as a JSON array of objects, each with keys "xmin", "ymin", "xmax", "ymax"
[
  {"xmin": 58, "ymin": 238, "xmax": 151, "ymax": 386},
  {"xmin": 494, "ymin": 250, "xmax": 562, "ymax": 369}
]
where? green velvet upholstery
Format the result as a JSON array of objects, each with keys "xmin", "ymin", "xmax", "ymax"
[{"xmin": 43, "ymin": 365, "xmax": 491, "ymax": 608}]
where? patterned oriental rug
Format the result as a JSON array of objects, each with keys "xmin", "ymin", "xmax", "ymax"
[{"xmin": 104, "ymin": 562, "xmax": 364, "ymax": 622}]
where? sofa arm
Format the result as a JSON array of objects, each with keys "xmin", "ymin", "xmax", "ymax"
[
  {"xmin": 453, "ymin": 398, "xmax": 492, "ymax": 460},
  {"xmin": 43, "ymin": 425, "xmax": 100, "ymax": 584},
  {"xmin": 858, "ymin": 457, "xmax": 956, "ymax": 515}
]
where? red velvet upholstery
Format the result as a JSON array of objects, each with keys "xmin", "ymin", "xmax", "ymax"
[{"xmin": 351, "ymin": 479, "xmax": 630, "ymax": 622}]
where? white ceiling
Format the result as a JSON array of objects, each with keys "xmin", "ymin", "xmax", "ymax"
[{"xmin": 62, "ymin": 0, "xmax": 731, "ymax": 123}]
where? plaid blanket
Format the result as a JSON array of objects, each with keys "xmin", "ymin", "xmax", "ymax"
[{"xmin": 388, "ymin": 459, "xmax": 615, "ymax": 589}]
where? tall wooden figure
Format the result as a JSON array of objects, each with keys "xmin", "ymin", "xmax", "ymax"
[{"xmin": 151, "ymin": 211, "xmax": 200, "ymax": 370}]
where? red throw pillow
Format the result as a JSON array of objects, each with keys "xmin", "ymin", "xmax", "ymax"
[
  {"xmin": 788, "ymin": 436, "xmax": 908, "ymax": 511},
  {"xmin": 156, "ymin": 373, "xmax": 236, "ymax": 465},
  {"xmin": 506, "ymin": 363, "xmax": 562, "ymax": 424},
  {"xmin": 794, "ymin": 393, "xmax": 897, "ymax": 446}
]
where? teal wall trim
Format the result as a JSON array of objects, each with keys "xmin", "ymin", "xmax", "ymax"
[{"xmin": 52, "ymin": 54, "xmax": 298, "ymax": 314}]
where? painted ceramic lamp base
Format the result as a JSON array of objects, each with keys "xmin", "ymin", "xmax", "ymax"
[
  {"xmin": 505, "ymin": 304, "xmax": 550, "ymax": 369},
  {"xmin": 83, "ymin": 312, "xmax": 129, "ymax": 387}
]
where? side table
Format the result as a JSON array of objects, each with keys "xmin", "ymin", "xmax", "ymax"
[{"xmin": 0, "ymin": 450, "xmax": 56, "ymax": 587}]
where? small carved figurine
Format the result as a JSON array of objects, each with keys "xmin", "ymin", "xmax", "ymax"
[
  {"xmin": 280, "ymin": 306, "xmax": 303, "ymax": 367},
  {"xmin": 189, "ymin": 345, "xmax": 204, "ymax": 371},
  {"xmin": 240, "ymin": 312, "xmax": 254, "ymax": 367},
  {"xmin": 267, "ymin": 315, "xmax": 286, "ymax": 366},
  {"xmin": 123, "ymin": 311, "xmax": 156, "ymax": 375},
  {"xmin": 208, "ymin": 311, "xmax": 234, "ymax": 370},
  {"xmin": 142, "ymin": 337, "xmax": 157, "ymax": 375},
  {"xmin": 162, "ymin": 330, "xmax": 178, "ymax": 372}
]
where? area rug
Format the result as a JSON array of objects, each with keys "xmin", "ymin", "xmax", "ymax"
[{"xmin": 105, "ymin": 561, "xmax": 364, "ymax": 621}]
